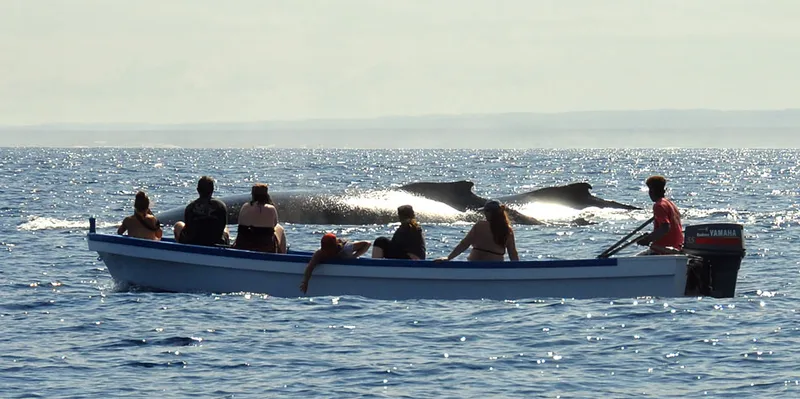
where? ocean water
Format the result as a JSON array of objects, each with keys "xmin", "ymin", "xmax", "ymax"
[{"xmin": 0, "ymin": 147, "xmax": 798, "ymax": 398}]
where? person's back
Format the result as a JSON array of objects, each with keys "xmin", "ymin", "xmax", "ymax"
[
  {"xmin": 436, "ymin": 200, "xmax": 519, "ymax": 262},
  {"xmin": 238, "ymin": 202, "xmax": 278, "ymax": 228},
  {"xmin": 118, "ymin": 191, "xmax": 162, "ymax": 240},
  {"xmin": 176, "ymin": 176, "xmax": 229, "ymax": 246},
  {"xmin": 181, "ymin": 197, "xmax": 228, "ymax": 245},
  {"xmin": 652, "ymin": 197, "xmax": 683, "ymax": 250},
  {"xmin": 120, "ymin": 213, "xmax": 162, "ymax": 240},
  {"xmin": 233, "ymin": 183, "xmax": 280, "ymax": 253},
  {"xmin": 466, "ymin": 220, "xmax": 508, "ymax": 261},
  {"xmin": 391, "ymin": 222, "xmax": 426, "ymax": 260}
]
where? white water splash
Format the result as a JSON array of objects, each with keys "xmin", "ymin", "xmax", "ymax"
[
  {"xmin": 512, "ymin": 202, "xmax": 651, "ymax": 224},
  {"xmin": 339, "ymin": 190, "xmax": 653, "ymax": 225},
  {"xmin": 17, "ymin": 216, "xmax": 117, "ymax": 231},
  {"xmin": 513, "ymin": 202, "xmax": 583, "ymax": 222},
  {"xmin": 341, "ymin": 190, "xmax": 467, "ymax": 223}
]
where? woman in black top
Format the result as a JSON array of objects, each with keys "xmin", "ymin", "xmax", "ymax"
[
  {"xmin": 232, "ymin": 184, "xmax": 280, "ymax": 253},
  {"xmin": 372, "ymin": 205, "xmax": 426, "ymax": 260}
]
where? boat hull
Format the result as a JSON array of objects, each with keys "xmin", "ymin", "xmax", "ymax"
[{"xmin": 88, "ymin": 234, "xmax": 689, "ymax": 300}]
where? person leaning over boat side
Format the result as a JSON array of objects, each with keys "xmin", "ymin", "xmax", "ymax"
[
  {"xmin": 299, "ymin": 233, "xmax": 371, "ymax": 294},
  {"xmin": 636, "ymin": 175, "xmax": 684, "ymax": 255},
  {"xmin": 371, "ymin": 205, "xmax": 426, "ymax": 260},
  {"xmin": 117, "ymin": 191, "xmax": 163, "ymax": 240},
  {"xmin": 232, "ymin": 183, "xmax": 284, "ymax": 253},
  {"xmin": 434, "ymin": 199, "xmax": 519, "ymax": 262},
  {"xmin": 173, "ymin": 176, "xmax": 230, "ymax": 246}
]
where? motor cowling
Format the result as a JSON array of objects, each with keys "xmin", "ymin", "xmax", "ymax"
[{"xmin": 682, "ymin": 223, "xmax": 746, "ymax": 298}]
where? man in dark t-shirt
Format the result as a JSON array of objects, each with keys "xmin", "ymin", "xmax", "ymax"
[{"xmin": 173, "ymin": 176, "xmax": 229, "ymax": 246}]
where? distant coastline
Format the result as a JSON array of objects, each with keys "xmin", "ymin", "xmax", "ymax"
[{"xmin": 2, "ymin": 109, "xmax": 799, "ymax": 148}]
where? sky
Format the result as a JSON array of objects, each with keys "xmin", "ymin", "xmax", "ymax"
[{"xmin": 1, "ymin": 1, "xmax": 799, "ymax": 146}]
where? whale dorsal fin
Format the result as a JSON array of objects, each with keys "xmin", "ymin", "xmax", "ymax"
[
  {"xmin": 498, "ymin": 182, "xmax": 639, "ymax": 210},
  {"xmin": 398, "ymin": 180, "xmax": 486, "ymax": 211}
]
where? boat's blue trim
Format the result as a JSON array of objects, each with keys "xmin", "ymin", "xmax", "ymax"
[{"xmin": 88, "ymin": 233, "xmax": 618, "ymax": 269}]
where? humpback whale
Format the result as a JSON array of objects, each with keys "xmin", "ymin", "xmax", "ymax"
[
  {"xmin": 154, "ymin": 181, "xmax": 639, "ymax": 226},
  {"xmin": 499, "ymin": 182, "xmax": 640, "ymax": 210}
]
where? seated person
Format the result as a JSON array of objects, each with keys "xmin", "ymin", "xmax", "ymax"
[
  {"xmin": 372, "ymin": 205, "xmax": 426, "ymax": 260},
  {"xmin": 636, "ymin": 175, "xmax": 684, "ymax": 255},
  {"xmin": 232, "ymin": 183, "xmax": 282, "ymax": 253},
  {"xmin": 435, "ymin": 200, "xmax": 519, "ymax": 262},
  {"xmin": 174, "ymin": 176, "xmax": 230, "ymax": 246},
  {"xmin": 299, "ymin": 233, "xmax": 371, "ymax": 294},
  {"xmin": 117, "ymin": 191, "xmax": 163, "ymax": 240}
]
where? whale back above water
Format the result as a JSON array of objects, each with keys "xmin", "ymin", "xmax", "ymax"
[
  {"xmin": 154, "ymin": 181, "xmax": 639, "ymax": 226},
  {"xmin": 498, "ymin": 182, "xmax": 641, "ymax": 211},
  {"xmin": 397, "ymin": 181, "xmax": 485, "ymax": 211}
]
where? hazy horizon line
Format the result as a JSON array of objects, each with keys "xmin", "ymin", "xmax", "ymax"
[
  {"xmin": 1, "ymin": 145, "xmax": 796, "ymax": 150},
  {"xmin": 3, "ymin": 107, "xmax": 800, "ymax": 129}
]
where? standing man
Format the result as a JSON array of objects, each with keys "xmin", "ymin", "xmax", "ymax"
[
  {"xmin": 637, "ymin": 175, "xmax": 683, "ymax": 255},
  {"xmin": 173, "ymin": 176, "xmax": 229, "ymax": 246}
]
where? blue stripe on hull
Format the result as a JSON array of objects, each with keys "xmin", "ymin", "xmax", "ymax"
[{"xmin": 88, "ymin": 233, "xmax": 618, "ymax": 269}]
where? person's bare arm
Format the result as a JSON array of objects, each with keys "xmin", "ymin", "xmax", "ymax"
[
  {"xmin": 436, "ymin": 225, "xmax": 475, "ymax": 261},
  {"xmin": 215, "ymin": 202, "xmax": 229, "ymax": 232},
  {"xmin": 637, "ymin": 223, "xmax": 670, "ymax": 246},
  {"xmin": 146, "ymin": 214, "xmax": 163, "ymax": 240},
  {"xmin": 300, "ymin": 250, "xmax": 324, "ymax": 294},
  {"xmin": 506, "ymin": 230, "xmax": 519, "ymax": 261},
  {"xmin": 276, "ymin": 224, "xmax": 287, "ymax": 254},
  {"xmin": 237, "ymin": 203, "xmax": 249, "ymax": 226},
  {"xmin": 350, "ymin": 241, "xmax": 371, "ymax": 257},
  {"xmin": 269, "ymin": 205, "xmax": 279, "ymax": 226},
  {"xmin": 117, "ymin": 218, "xmax": 128, "ymax": 235}
]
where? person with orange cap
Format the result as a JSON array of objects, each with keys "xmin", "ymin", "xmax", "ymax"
[{"xmin": 299, "ymin": 233, "xmax": 371, "ymax": 294}]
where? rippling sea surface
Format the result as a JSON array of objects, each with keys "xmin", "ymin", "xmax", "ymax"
[{"xmin": 1, "ymin": 148, "xmax": 798, "ymax": 398}]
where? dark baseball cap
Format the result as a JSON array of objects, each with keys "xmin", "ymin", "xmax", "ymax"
[{"xmin": 478, "ymin": 199, "xmax": 501, "ymax": 212}]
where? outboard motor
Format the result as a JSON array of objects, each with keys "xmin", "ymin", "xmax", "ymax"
[{"xmin": 682, "ymin": 223, "xmax": 746, "ymax": 298}]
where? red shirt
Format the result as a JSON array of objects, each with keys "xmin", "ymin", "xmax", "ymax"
[{"xmin": 653, "ymin": 198, "xmax": 683, "ymax": 250}]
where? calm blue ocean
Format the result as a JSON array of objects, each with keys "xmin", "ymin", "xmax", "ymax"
[{"xmin": 0, "ymin": 148, "xmax": 798, "ymax": 398}]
